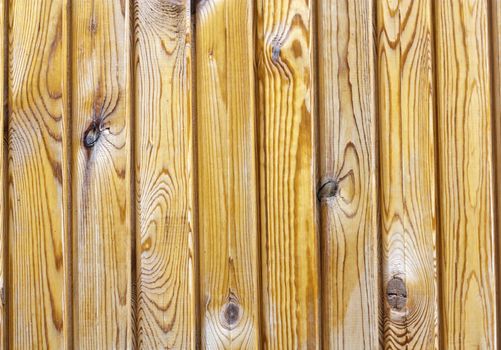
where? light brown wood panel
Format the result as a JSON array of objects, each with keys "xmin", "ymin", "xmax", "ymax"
[
  {"xmin": 134, "ymin": 0, "xmax": 197, "ymax": 348},
  {"xmin": 256, "ymin": 0, "xmax": 320, "ymax": 348},
  {"xmin": 8, "ymin": 0, "xmax": 71, "ymax": 347},
  {"xmin": 492, "ymin": 4, "xmax": 501, "ymax": 350},
  {"xmin": 71, "ymin": 0, "xmax": 134, "ymax": 348},
  {"xmin": 0, "ymin": 0, "xmax": 6, "ymax": 347},
  {"xmin": 377, "ymin": 0, "xmax": 438, "ymax": 347},
  {"xmin": 196, "ymin": 0, "xmax": 261, "ymax": 348},
  {"xmin": 316, "ymin": 0, "xmax": 379, "ymax": 348},
  {"xmin": 434, "ymin": 0, "xmax": 497, "ymax": 347}
]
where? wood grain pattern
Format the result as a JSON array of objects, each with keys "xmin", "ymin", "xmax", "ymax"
[
  {"xmin": 316, "ymin": 0, "xmax": 379, "ymax": 348},
  {"xmin": 434, "ymin": 0, "xmax": 497, "ymax": 348},
  {"xmin": 196, "ymin": 0, "xmax": 261, "ymax": 348},
  {"xmin": 134, "ymin": 0, "xmax": 197, "ymax": 348},
  {"xmin": 8, "ymin": 0, "xmax": 71, "ymax": 347},
  {"xmin": 71, "ymin": 0, "xmax": 133, "ymax": 348},
  {"xmin": 256, "ymin": 0, "xmax": 320, "ymax": 348},
  {"xmin": 492, "ymin": 4, "xmax": 501, "ymax": 350},
  {"xmin": 0, "ymin": 0, "xmax": 6, "ymax": 347},
  {"xmin": 377, "ymin": 0, "xmax": 438, "ymax": 347}
]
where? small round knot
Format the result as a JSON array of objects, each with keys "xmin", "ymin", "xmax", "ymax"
[
  {"xmin": 223, "ymin": 302, "xmax": 240, "ymax": 326},
  {"xmin": 386, "ymin": 276, "xmax": 407, "ymax": 310},
  {"xmin": 83, "ymin": 121, "xmax": 102, "ymax": 148},
  {"xmin": 317, "ymin": 178, "xmax": 339, "ymax": 201}
]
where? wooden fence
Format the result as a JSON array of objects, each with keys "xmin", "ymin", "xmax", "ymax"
[{"xmin": 0, "ymin": 0, "xmax": 500, "ymax": 348}]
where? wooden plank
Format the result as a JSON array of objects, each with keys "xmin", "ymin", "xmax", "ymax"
[
  {"xmin": 256, "ymin": 0, "xmax": 320, "ymax": 348},
  {"xmin": 0, "ymin": 0, "xmax": 6, "ymax": 347},
  {"xmin": 434, "ymin": 0, "xmax": 497, "ymax": 347},
  {"xmin": 8, "ymin": 0, "xmax": 71, "ymax": 347},
  {"xmin": 134, "ymin": 0, "xmax": 197, "ymax": 348},
  {"xmin": 71, "ymin": 0, "xmax": 133, "ymax": 348},
  {"xmin": 492, "ymin": 4, "xmax": 501, "ymax": 350},
  {"xmin": 196, "ymin": 0, "xmax": 261, "ymax": 348},
  {"xmin": 316, "ymin": 0, "xmax": 378, "ymax": 348},
  {"xmin": 377, "ymin": 0, "xmax": 438, "ymax": 347}
]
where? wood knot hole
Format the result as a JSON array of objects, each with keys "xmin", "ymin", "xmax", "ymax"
[
  {"xmin": 386, "ymin": 276, "xmax": 407, "ymax": 310},
  {"xmin": 223, "ymin": 302, "xmax": 240, "ymax": 326},
  {"xmin": 83, "ymin": 121, "xmax": 102, "ymax": 148},
  {"xmin": 317, "ymin": 178, "xmax": 339, "ymax": 201}
]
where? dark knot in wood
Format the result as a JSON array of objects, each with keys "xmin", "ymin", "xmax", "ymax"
[
  {"xmin": 317, "ymin": 178, "xmax": 339, "ymax": 201},
  {"xmin": 386, "ymin": 276, "xmax": 407, "ymax": 310},
  {"xmin": 83, "ymin": 120, "xmax": 107, "ymax": 148},
  {"xmin": 223, "ymin": 302, "xmax": 240, "ymax": 326}
]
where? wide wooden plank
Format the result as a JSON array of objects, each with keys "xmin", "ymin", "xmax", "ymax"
[
  {"xmin": 316, "ymin": 0, "xmax": 378, "ymax": 348},
  {"xmin": 0, "ymin": 0, "xmax": 6, "ymax": 347},
  {"xmin": 434, "ymin": 0, "xmax": 497, "ymax": 347},
  {"xmin": 134, "ymin": 0, "xmax": 197, "ymax": 348},
  {"xmin": 8, "ymin": 0, "xmax": 71, "ymax": 347},
  {"xmin": 256, "ymin": 0, "xmax": 320, "ymax": 348},
  {"xmin": 377, "ymin": 0, "xmax": 438, "ymax": 347},
  {"xmin": 196, "ymin": 0, "xmax": 261, "ymax": 348},
  {"xmin": 71, "ymin": 0, "xmax": 133, "ymax": 348}
]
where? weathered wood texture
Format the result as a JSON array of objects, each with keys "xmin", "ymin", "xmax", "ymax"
[
  {"xmin": 71, "ymin": 0, "xmax": 134, "ymax": 348},
  {"xmin": 256, "ymin": 0, "xmax": 320, "ymax": 348},
  {"xmin": 8, "ymin": 0, "xmax": 71, "ymax": 348},
  {"xmin": 134, "ymin": 0, "xmax": 197, "ymax": 348},
  {"xmin": 377, "ymin": 0, "xmax": 438, "ymax": 348},
  {"xmin": 434, "ymin": 0, "xmax": 497, "ymax": 348},
  {"xmin": 316, "ymin": 0, "xmax": 379, "ymax": 349},
  {"xmin": 196, "ymin": 0, "xmax": 261, "ymax": 348}
]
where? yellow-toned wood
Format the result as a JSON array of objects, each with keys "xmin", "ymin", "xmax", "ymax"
[
  {"xmin": 134, "ymin": 0, "xmax": 197, "ymax": 348},
  {"xmin": 8, "ymin": 0, "xmax": 71, "ymax": 347},
  {"xmin": 0, "ymin": 0, "xmax": 6, "ymax": 347},
  {"xmin": 196, "ymin": 0, "xmax": 261, "ymax": 348},
  {"xmin": 316, "ymin": 0, "xmax": 378, "ymax": 348},
  {"xmin": 71, "ymin": 0, "xmax": 133, "ymax": 348},
  {"xmin": 492, "ymin": 5, "xmax": 501, "ymax": 350},
  {"xmin": 377, "ymin": 0, "xmax": 438, "ymax": 347},
  {"xmin": 434, "ymin": 0, "xmax": 497, "ymax": 347},
  {"xmin": 256, "ymin": 0, "xmax": 320, "ymax": 348}
]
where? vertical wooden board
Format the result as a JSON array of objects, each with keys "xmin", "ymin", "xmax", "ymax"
[
  {"xmin": 316, "ymin": 0, "xmax": 378, "ymax": 348},
  {"xmin": 196, "ymin": 0, "xmax": 260, "ymax": 348},
  {"xmin": 256, "ymin": 0, "xmax": 320, "ymax": 348},
  {"xmin": 434, "ymin": 0, "xmax": 497, "ymax": 347},
  {"xmin": 377, "ymin": 0, "xmax": 438, "ymax": 347},
  {"xmin": 71, "ymin": 0, "xmax": 133, "ymax": 348},
  {"xmin": 8, "ymin": 0, "xmax": 71, "ymax": 348},
  {"xmin": 134, "ymin": 0, "xmax": 197, "ymax": 348},
  {"xmin": 0, "ymin": 0, "xmax": 6, "ymax": 347}
]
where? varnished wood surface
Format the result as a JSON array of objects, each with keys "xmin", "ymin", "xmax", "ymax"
[
  {"xmin": 71, "ymin": 0, "xmax": 134, "ymax": 348},
  {"xmin": 0, "ymin": 0, "xmax": 6, "ymax": 347},
  {"xmin": 0, "ymin": 0, "xmax": 500, "ymax": 348},
  {"xmin": 316, "ymin": 0, "xmax": 379, "ymax": 349},
  {"xmin": 134, "ymin": 0, "xmax": 197, "ymax": 348},
  {"xmin": 8, "ymin": 0, "xmax": 71, "ymax": 348},
  {"xmin": 256, "ymin": 0, "xmax": 320, "ymax": 348},
  {"xmin": 435, "ymin": 0, "xmax": 497, "ymax": 348},
  {"xmin": 377, "ymin": 0, "xmax": 438, "ymax": 348},
  {"xmin": 196, "ymin": 0, "xmax": 261, "ymax": 348}
]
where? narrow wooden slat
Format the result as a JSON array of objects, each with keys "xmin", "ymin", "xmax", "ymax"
[
  {"xmin": 316, "ymin": 0, "xmax": 378, "ymax": 348},
  {"xmin": 0, "ymin": 0, "xmax": 6, "ymax": 346},
  {"xmin": 492, "ymin": 4, "xmax": 501, "ymax": 350},
  {"xmin": 434, "ymin": 0, "xmax": 497, "ymax": 347},
  {"xmin": 71, "ymin": 0, "xmax": 133, "ymax": 348},
  {"xmin": 196, "ymin": 0, "xmax": 260, "ymax": 348},
  {"xmin": 256, "ymin": 0, "xmax": 320, "ymax": 348},
  {"xmin": 134, "ymin": 0, "xmax": 197, "ymax": 348},
  {"xmin": 377, "ymin": 0, "xmax": 438, "ymax": 347},
  {"xmin": 8, "ymin": 0, "xmax": 71, "ymax": 347}
]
